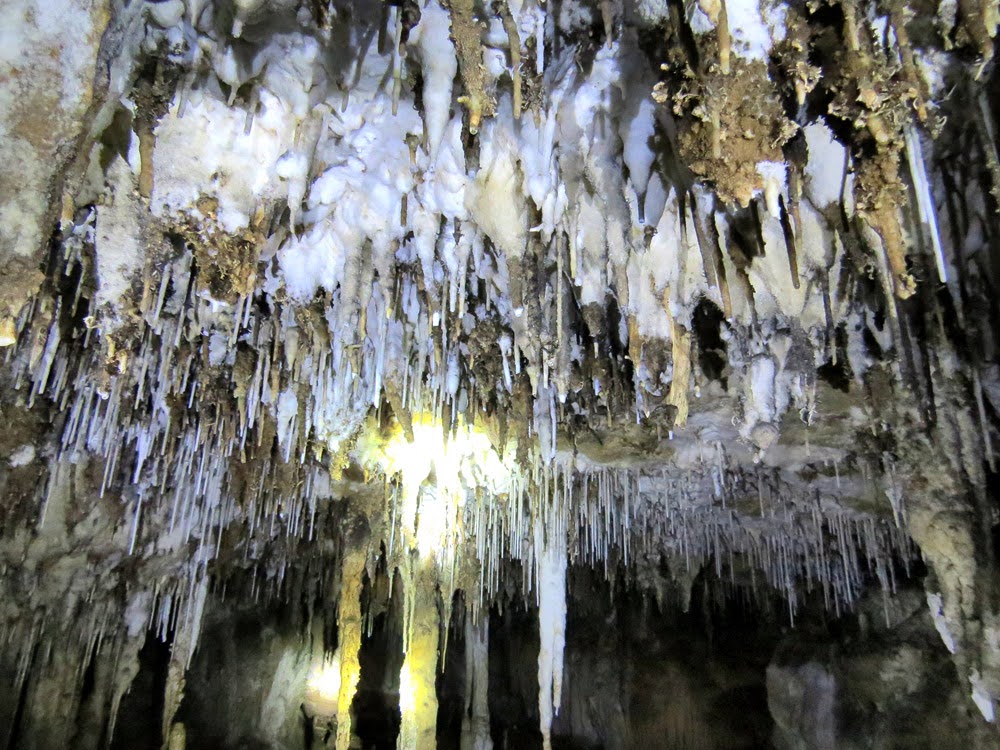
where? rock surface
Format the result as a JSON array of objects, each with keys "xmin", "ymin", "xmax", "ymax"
[{"xmin": 1, "ymin": 0, "xmax": 1000, "ymax": 747}]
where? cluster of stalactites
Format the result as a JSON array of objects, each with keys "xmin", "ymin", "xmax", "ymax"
[
  {"xmin": 5, "ymin": 180, "xmax": 918, "ymax": 624},
  {"xmin": 10, "ymin": 0, "xmax": 996, "ymax": 520},
  {"xmin": 44, "ymin": 0, "xmax": 978, "ymax": 466},
  {"xmin": 7, "ymin": 0, "xmax": 999, "ymax": 736}
]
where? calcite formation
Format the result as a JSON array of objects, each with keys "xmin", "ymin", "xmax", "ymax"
[{"xmin": 1, "ymin": 0, "xmax": 1000, "ymax": 747}]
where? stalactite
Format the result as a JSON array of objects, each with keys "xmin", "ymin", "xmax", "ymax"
[
  {"xmin": 335, "ymin": 544, "xmax": 369, "ymax": 750},
  {"xmin": 460, "ymin": 615, "xmax": 492, "ymax": 750},
  {"xmin": 398, "ymin": 558, "xmax": 441, "ymax": 750},
  {"xmin": 666, "ymin": 296, "xmax": 693, "ymax": 429},
  {"xmin": 166, "ymin": 722, "xmax": 186, "ymax": 750},
  {"xmin": 161, "ymin": 572, "xmax": 209, "ymax": 746},
  {"xmin": 449, "ymin": 0, "xmax": 495, "ymax": 134},
  {"xmin": 2, "ymin": 0, "xmax": 999, "ymax": 741},
  {"xmin": 535, "ymin": 514, "xmax": 567, "ymax": 750}
]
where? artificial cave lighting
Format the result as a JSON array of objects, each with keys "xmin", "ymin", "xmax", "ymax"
[
  {"xmin": 304, "ymin": 654, "xmax": 343, "ymax": 719},
  {"xmin": 2, "ymin": 0, "xmax": 1000, "ymax": 748},
  {"xmin": 364, "ymin": 414, "xmax": 513, "ymax": 558},
  {"xmin": 398, "ymin": 661, "xmax": 418, "ymax": 718}
]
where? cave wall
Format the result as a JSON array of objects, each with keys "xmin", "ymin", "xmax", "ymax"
[
  {"xmin": 2, "ymin": 0, "xmax": 1000, "ymax": 746},
  {"xmin": 86, "ymin": 565, "xmax": 1000, "ymax": 750}
]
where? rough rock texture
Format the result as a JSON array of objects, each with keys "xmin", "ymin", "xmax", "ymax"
[
  {"xmin": 768, "ymin": 587, "xmax": 1000, "ymax": 749},
  {"xmin": 1, "ymin": 0, "xmax": 1000, "ymax": 747},
  {"xmin": 0, "ymin": 0, "xmax": 110, "ymax": 322}
]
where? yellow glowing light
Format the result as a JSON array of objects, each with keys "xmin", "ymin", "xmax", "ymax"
[
  {"xmin": 371, "ymin": 415, "xmax": 512, "ymax": 557},
  {"xmin": 399, "ymin": 660, "xmax": 417, "ymax": 714},
  {"xmin": 305, "ymin": 654, "xmax": 341, "ymax": 717},
  {"xmin": 413, "ymin": 485, "xmax": 448, "ymax": 559}
]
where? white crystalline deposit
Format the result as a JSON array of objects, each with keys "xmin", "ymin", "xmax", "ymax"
[
  {"xmin": 468, "ymin": 106, "xmax": 529, "ymax": 261},
  {"xmin": 689, "ymin": 0, "xmax": 785, "ymax": 59},
  {"xmin": 410, "ymin": 0, "xmax": 457, "ymax": 162},
  {"xmin": 8, "ymin": 444, "xmax": 36, "ymax": 468},
  {"xmin": 7, "ymin": 2, "xmax": 971, "ymax": 733},
  {"xmin": 728, "ymin": 0, "xmax": 786, "ymax": 59},
  {"xmin": 971, "ymin": 670, "xmax": 996, "ymax": 722},
  {"xmin": 803, "ymin": 122, "xmax": 849, "ymax": 209},
  {"xmin": 927, "ymin": 591, "xmax": 957, "ymax": 654},
  {"xmin": 136, "ymin": 0, "xmax": 843, "ymax": 462},
  {"xmin": 535, "ymin": 516, "xmax": 567, "ymax": 750},
  {"xmin": 95, "ymin": 153, "xmax": 145, "ymax": 327},
  {"xmin": 9, "ymin": 0, "xmax": 923, "ymax": 611},
  {"xmin": 756, "ymin": 161, "xmax": 787, "ymax": 219}
]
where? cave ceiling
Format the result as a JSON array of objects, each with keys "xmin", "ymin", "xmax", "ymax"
[{"xmin": 2, "ymin": 0, "xmax": 1000, "ymax": 745}]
